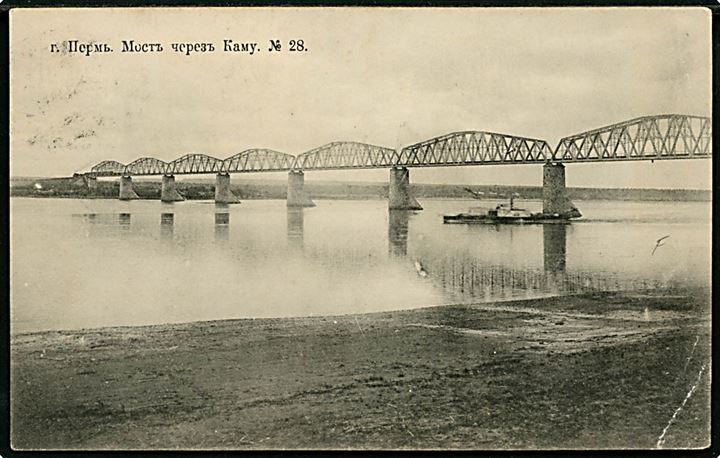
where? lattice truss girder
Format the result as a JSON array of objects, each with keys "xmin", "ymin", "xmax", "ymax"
[
  {"xmin": 125, "ymin": 157, "xmax": 170, "ymax": 175},
  {"xmin": 554, "ymin": 115, "xmax": 712, "ymax": 162},
  {"xmin": 89, "ymin": 160, "xmax": 127, "ymax": 176},
  {"xmin": 167, "ymin": 153, "xmax": 224, "ymax": 174},
  {"xmin": 224, "ymin": 149, "xmax": 296, "ymax": 172},
  {"xmin": 398, "ymin": 131, "xmax": 553, "ymax": 166},
  {"xmin": 294, "ymin": 142, "xmax": 399, "ymax": 170}
]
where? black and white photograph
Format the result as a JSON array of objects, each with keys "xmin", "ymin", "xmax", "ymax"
[{"xmin": 8, "ymin": 7, "xmax": 712, "ymax": 450}]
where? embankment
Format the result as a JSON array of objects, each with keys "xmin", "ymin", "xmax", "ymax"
[{"xmin": 10, "ymin": 291, "xmax": 710, "ymax": 450}]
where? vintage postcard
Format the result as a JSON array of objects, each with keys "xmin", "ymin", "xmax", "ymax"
[{"xmin": 8, "ymin": 7, "xmax": 712, "ymax": 450}]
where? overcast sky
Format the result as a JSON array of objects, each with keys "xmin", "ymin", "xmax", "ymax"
[{"xmin": 10, "ymin": 7, "xmax": 712, "ymax": 189}]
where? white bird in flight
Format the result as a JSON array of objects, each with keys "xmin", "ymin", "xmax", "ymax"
[{"xmin": 651, "ymin": 235, "xmax": 670, "ymax": 255}]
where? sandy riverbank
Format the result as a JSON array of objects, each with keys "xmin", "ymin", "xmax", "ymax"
[{"xmin": 10, "ymin": 291, "xmax": 710, "ymax": 450}]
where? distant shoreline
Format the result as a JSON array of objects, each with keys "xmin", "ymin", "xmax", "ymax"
[
  {"xmin": 8, "ymin": 193, "xmax": 713, "ymax": 203},
  {"xmin": 9, "ymin": 176, "xmax": 712, "ymax": 202}
]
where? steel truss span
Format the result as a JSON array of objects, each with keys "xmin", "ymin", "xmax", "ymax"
[
  {"xmin": 223, "ymin": 149, "xmax": 296, "ymax": 173},
  {"xmin": 398, "ymin": 131, "xmax": 554, "ymax": 167},
  {"xmin": 90, "ymin": 160, "xmax": 127, "ymax": 177},
  {"xmin": 83, "ymin": 114, "xmax": 711, "ymax": 177},
  {"xmin": 294, "ymin": 142, "xmax": 399, "ymax": 170},
  {"xmin": 553, "ymin": 114, "xmax": 712, "ymax": 162},
  {"xmin": 125, "ymin": 157, "xmax": 171, "ymax": 175},
  {"xmin": 167, "ymin": 153, "xmax": 224, "ymax": 175}
]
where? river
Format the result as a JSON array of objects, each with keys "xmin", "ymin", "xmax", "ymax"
[{"xmin": 10, "ymin": 197, "xmax": 711, "ymax": 333}]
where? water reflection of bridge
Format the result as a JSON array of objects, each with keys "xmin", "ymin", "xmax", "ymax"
[
  {"xmin": 160, "ymin": 213, "xmax": 174, "ymax": 238},
  {"xmin": 287, "ymin": 208, "xmax": 304, "ymax": 250},
  {"xmin": 80, "ymin": 207, "xmax": 678, "ymax": 298},
  {"xmin": 387, "ymin": 212, "xmax": 673, "ymax": 297},
  {"xmin": 289, "ymin": 208, "xmax": 672, "ymax": 296}
]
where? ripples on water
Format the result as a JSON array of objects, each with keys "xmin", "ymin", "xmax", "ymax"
[{"xmin": 10, "ymin": 198, "xmax": 711, "ymax": 332}]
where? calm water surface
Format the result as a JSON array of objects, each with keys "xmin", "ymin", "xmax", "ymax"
[{"xmin": 10, "ymin": 197, "xmax": 711, "ymax": 333}]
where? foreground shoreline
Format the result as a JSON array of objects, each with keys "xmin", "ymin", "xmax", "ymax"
[{"xmin": 11, "ymin": 292, "xmax": 711, "ymax": 450}]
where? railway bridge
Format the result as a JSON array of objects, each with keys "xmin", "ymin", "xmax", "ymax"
[{"xmin": 82, "ymin": 114, "xmax": 711, "ymax": 214}]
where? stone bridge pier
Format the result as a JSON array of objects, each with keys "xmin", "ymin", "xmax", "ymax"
[
  {"xmin": 215, "ymin": 173, "xmax": 241, "ymax": 204},
  {"xmin": 287, "ymin": 170, "xmax": 315, "ymax": 208},
  {"xmin": 161, "ymin": 175, "xmax": 185, "ymax": 202},
  {"xmin": 542, "ymin": 162, "xmax": 578, "ymax": 216},
  {"xmin": 389, "ymin": 166, "xmax": 422, "ymax": 211},
  {"xmin": 119, "ymin": 175, "xmax": 139, "ymax": 200}
]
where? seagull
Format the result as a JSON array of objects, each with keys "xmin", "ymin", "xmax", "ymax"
[{"xmin": 651, "ymin": 235, "xmax": 670, "ymax": 255}]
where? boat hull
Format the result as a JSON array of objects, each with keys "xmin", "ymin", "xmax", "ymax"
[{"xmin": 443, "ymin": 212, "xmax": 579, "ymax": 224}]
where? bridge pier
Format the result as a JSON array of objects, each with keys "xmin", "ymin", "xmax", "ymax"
[
  {"xmin": 161, "ymin": 175, "xmax": 184, "ymax": 202},
  {"xmin": 389, "ymin": 167, "xmax": 422, "ymax": 210},
  {"xmin": 542, "ymin": 162, "xmax": 578, "ymax": 216},
  {"xmin": 119, "ymin": 175, "xmax": 139, "ymax": 200},
  {"xmin": 215, "ymin": 173, "xmax": 241, "ymax": 204},
  {"xmin": 287, "ymin": 170, "xmax": 315, "ymax": 208}
]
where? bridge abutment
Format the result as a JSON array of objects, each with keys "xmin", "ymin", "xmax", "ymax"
[
  {"xmin": 86, "ymin": 175, "xmax": 98, "ymax": 191},
  {"xmin": 215, "ymin": 173, "xmax": 241, "ymax": 204},
  {"xmin": 542, "ymin": 162, "xmax": 578, "ymax": 216},
  {"xmin": 119, "ymin": 175, "xmax": 139, "ymax": 200},
  {"xmin": 287, "ymin": 170, "xmax": 316, "ymax": 208},
  {"xmin": 389, "ymin": 167, "xmax": 422, "ymax": 211},
  {"xmin": 161, "ymin": 175, "xmax": 185, "ymax": 202}
]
